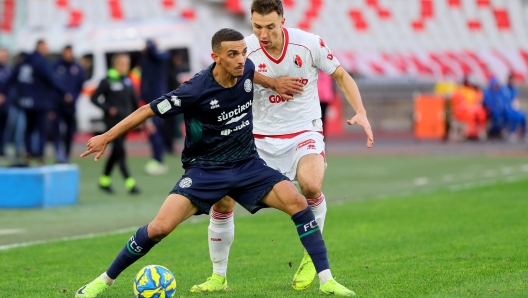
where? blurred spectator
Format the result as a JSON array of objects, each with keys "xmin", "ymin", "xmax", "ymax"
[
  {"xmin": 140, "ymin": 40, "xmax": 170, "ymax": 175},
  {"xmin": 318, "ymin": 70, "xmax": 335, "ymax": 133},
  {"xmin": 0, "ymin": 40, "xmax": 71, "ymax": 165},
  {"xmin": 451, "ymin": 77, "xmax": 487, "ymax": 140},
  {"xmin": 51, "ymin": 45, "xmax": 86, "ymax": 163},
  {"xmin": 163, "ymin": 52, "xmax": 185, "ymax": 154},
  {"xmin": 0, "ymin": 48, "xmax": 11, "ymax": 158},
  {"xmin": 483, "ymin": 77, "xmax": 508, "ymax": 137},
  {"xmin": 91, "ymin": 53, "xmax": 140, "ymax": 194},
  {"xmin": 504, "ymin": 74, "xmax": 526, "ymax": 142},
  {"xmin": 3, "ymin": 52, "xmax": 27, "ymax": 164}
]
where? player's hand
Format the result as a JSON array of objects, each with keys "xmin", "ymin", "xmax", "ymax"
[
  {"xmin": 80, "ymin": 134, "xmax": 109, "ymax": 161},
  {"xmin": 347, "ymin": 111, "xmax": 374, "ymax": 148},
  {"xmin": 274, "ymin": 77, "xmax": 304, "ymax": 100},
  {"xmin": 0, "ymin": 94, "xmax": 5, "ymax": 106}
]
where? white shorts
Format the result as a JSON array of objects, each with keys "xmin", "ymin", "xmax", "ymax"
[{"xmin": 254, "ymin": 131, "xmax": 325, "ymax": 182}]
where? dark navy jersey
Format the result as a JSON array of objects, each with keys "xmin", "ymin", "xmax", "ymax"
[{"xmin": 150, "ymin": 59, "xmax": 258, "ymax": 167}]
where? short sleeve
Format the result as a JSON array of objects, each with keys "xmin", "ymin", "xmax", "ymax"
[
  {"xmin": 150, "ymin": 81, "xmax": 197, "ymax": 118},
  {"xmin": 312, "ymin": 35, "xmax": 341, "ymax": 76}
]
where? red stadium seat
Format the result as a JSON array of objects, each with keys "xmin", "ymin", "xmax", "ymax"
[
  {"xmin": 493, "ymin": 9, "xmax": 511, "ymax": 30},
  {"xmin": 448, "ymin": 0, "xmax": 461, "ymax": 8},
  {"xmin": 421, "ymin": 0, "xmax": 434, "ymax": 18},
  {"xmin": 283, "ymin": 0, "xmax": 294, "ymax": 8},
  {"xmin": 225, "ymin": 0, "xmax": 244, "ymax": 15},
  {"xmin": 109, "ymin": 0, "xmax": 124, "ymax": 20},
  {"xmin": 56, "ymin": 0, "xmax": 68, "ymax": 8},
  {"xmin": 0, "ymin": 0, "xmax": 14, "ymax": 32},
  {"xmin": 467, "ymin": 19, "xmax": 482, "ymax": 31},
  {"xmin": 476, "ymin": 0, "xmax": 490, "ymax": 8},
  {"xmin": 161, "ymin": 0, "xmax": 175, "ymax": 9}
]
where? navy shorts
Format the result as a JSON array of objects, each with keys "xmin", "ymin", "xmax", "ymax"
[{"xmin": 171, "ymin": 157, "xmax": 290, "ymax": 215}]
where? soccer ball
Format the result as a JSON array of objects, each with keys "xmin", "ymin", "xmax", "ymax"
[{"xmin": 133, "ymin": 265, "xmax": 177, "ymax": 298}]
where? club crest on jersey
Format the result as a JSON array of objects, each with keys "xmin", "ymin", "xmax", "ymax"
[
  {"xmin": 179, "ymin": 177, "xmax": 192, "ymax": 188},
  {"xmin": 258, "ymin": 63, "xmax": 267, "ymax": 73},
  {"xmin": 210, "ymin": 99, "xmax": 220, "ymax": 109},
  {"xmin": 244, "ymin": 79, "xmax": 252, "ymax": 92},
  {"xmin": 171, "ymin": 95, "xmax": 181, "ymax": 107},
  {"xmin": 294, "ymin": 55, "xmax": 303, "ymax": 68}
]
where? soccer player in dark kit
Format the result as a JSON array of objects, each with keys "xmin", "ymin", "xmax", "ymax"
[{"xmin": 75, "ymin": 28, "xmax": 355, "ymax": 297}]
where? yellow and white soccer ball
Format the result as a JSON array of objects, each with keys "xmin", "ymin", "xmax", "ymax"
[{"xmin": 133, "ymin": 265, "xmax": 176, "ymax": 298}]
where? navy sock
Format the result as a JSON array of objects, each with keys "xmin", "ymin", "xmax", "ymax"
[
  {"xmin": 292, "ymin": 206, "xmax": 330, "ymax": 273},
  {"xmin": 106, "ymin": 225, "xmax": 158, "ymax": 279}
]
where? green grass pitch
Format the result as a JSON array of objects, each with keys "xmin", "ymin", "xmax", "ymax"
[{"xmin": 0, "ymin": 155, "xmax": 527, "ymax": 297}]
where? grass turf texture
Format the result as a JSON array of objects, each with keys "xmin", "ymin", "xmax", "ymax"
[{"xmin": 1, "ymin": 172, "xmax": 527, "ymax": 296}]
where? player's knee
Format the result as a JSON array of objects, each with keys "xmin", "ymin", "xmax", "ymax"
[
  {"xmin": 147, "ymin": 221, "xmax": 176, "ymax": 241},
  {"xmin": 300, "ymin": 181, "xmax": 322, "ymax": 199},
  {"xmin": 212, "ymin": 196, "xmax": 236, "ymax": 213},
  {"xmin": 286, "ymin": 193, "xmax": 308, "ymax": 214}
]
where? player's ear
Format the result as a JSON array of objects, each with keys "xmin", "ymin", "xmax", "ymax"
[
  {"xmin": 211, "ymin": 52, "xmax": 219, "ymax": 63},
  {"xmin": 281, "ymin": 17, "xmax": 285, "ymax": 27}
]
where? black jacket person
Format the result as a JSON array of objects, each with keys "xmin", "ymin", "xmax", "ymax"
[{"xmin": 91, "ymin": 53, "xmax": 139, "ymax": 194}]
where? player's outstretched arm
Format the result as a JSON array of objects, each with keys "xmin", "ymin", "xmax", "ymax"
[
  {"xmin": 81, "ymin": 105, "xmax": 156, "ymax": 161},
  {"xmin": 331, "ymin": 66, "xmax": 374, "ymax": 148},
  {"xmin": 253, "ymin": 71, "xmax": 304, "ymax": 100}
]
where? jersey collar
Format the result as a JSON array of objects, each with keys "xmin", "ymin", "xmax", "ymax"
[{"xmin": 260, "ymin": 27, "xmax": 289, "ymax": 64}]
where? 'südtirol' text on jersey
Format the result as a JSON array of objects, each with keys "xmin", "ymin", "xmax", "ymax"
[
  {"xmin": 150, "ymin": 60, "xmax": 258, "ymax": 167},
  {"xmin": 245, "ymin": 27, "xmax": 341, "ymax": 136}
]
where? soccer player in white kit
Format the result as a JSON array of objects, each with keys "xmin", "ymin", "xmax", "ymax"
[{"xmin": 192, "ymin": 0, "xmax": 373, "ymax": 295}]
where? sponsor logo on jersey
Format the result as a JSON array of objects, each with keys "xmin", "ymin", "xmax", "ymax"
[
  {"xmin": 210, "ymin": 99, "xmax": 220, "ymax": 109},
  {"xmin": 258, "ymin": 63, "xmax": 267, "ymax": 73},
  {"xmin": 327, "ymin": 53, "xmax": 334, "ymax": 60},
  {"xmin": 225, "ymin": 113, "xmax": 248, "ymax": 125},
  {"xmin": 269, "ymin": 94, "xmax": 293, "ymax": 104},
  {"xmin": 179, "ymin": 177, "xmax": 192, "ymax": 188},
  {"xmin": 171, "ymin": 95, "xmax": 181, "ymax": 107},
  {"xmin": 319, "ymin": 38, "xmax": 326, "ymax": 47},
  {"xmin": 296, "ymin": 139, "xmax": 316, "ymax": 150},
  {"xmin": 307, "ymin": 144, "xmax": 316, "ymax": 150},
  {"xmin": 210, "ymin": 238, "xmax": 222, "ymax": 241},
  {"xmin": 221, "ymin": 120, "xmax": 250, "ymax": 136},
  {"xmin": 217, "ymin": 101, "xmax": 252, "ymax": 122},
  {"xmin": 157, "ymin": 99, "xmax": 171, "ymax": 114},
  {"xmin": 244, "ymin": 79, "xmax": 253, "ymax": 92},
  {"xmin": 297, "ymin": 78, "xmax": 309, "ymax": 85},
  {"xmin": 294, "ymin": 55, "xmax": 303, "ymax": 68}
]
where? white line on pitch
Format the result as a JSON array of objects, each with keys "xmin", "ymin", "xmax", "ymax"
[
  {"xmin": 0, "ymin": 229, "xmax": 26, "ymax": 236},
  {"xmin": 414, "ymin": 177, "xmax": 429, "ymax": 186}
]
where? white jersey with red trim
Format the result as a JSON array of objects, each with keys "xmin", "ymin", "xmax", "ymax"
[{"xmin": 245, "ymin": 27, "xmax": 340, "ymax": 136}]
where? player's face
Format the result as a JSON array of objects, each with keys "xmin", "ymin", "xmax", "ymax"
[
  {"xmin": 217, "ymin": 40, "xmax": 247, "ymax": 77},
  {"xmin": 114, "ymin": 56, "xmax": 131, "ymax": 76},
  {"xmin": 63, "ymin": 48, "xmax": 74, "ymax": 62},
  {"xmin": 251, "ymin": 12, "xmax": 285, "ymax": 50}
]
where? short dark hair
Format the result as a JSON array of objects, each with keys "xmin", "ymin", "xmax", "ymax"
[
  {"xmin": 211, "ymin": 28, "xmax": 244, "ymax": 52},
  {"xmin": 63, "ymin": 45, "xmax": 73, "ymax": 51},
  {"xmin": 251, "ymin": 0, "xmax": 284, "ymax": 17},
  {"xmin": 36, "ymin": 39, "xmax": 46, "ymax": 49}
]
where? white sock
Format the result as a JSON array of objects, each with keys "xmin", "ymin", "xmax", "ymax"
[
  {"xmin": 208, "ymin": 209, "xmax": 234, "ymax": 277},
  {"xmin": 100, "ymin": 272, "xmax": 115, "ymax": 286},
  {"xmin": 308, "ymin": 193, "xmax": 327, "ymax": 233},
  {"xmin": 318, "ymin": 269, "xmax": 333, "ymax": 285}
]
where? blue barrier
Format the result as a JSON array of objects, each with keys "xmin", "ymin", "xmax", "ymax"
[{"xmin": 0, "ymin": 165, "xmax": 79, "ymax": 208}]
